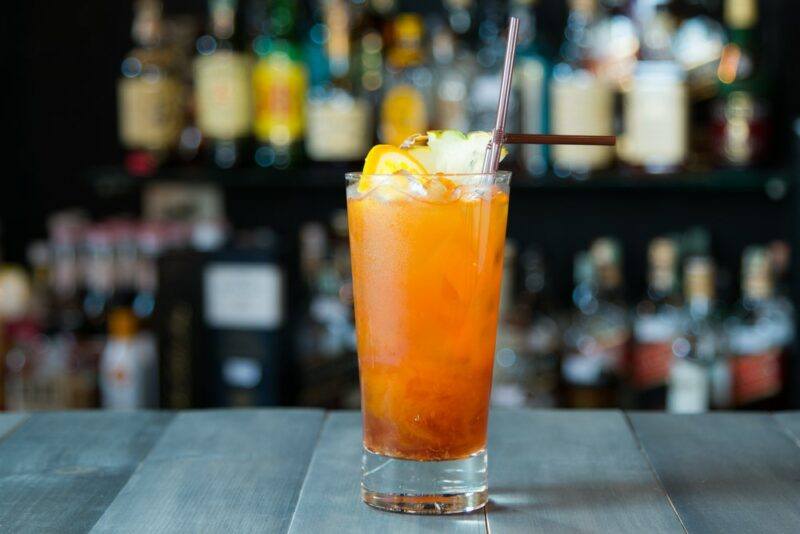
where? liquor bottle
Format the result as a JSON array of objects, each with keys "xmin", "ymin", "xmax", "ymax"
[
  {"xmin": 630, "ymin": 238, "xmax": 682, "ymax": 408},
  {"xmin": 590, "ymin": 237, "xmax": 630, "ymax": 372},
  {"xmin": 513, "ymin": 0, "xmax": 550, "ymax": 176},
  {"xmin": 492, "ymin": 243, "xmax": 532, "ymax": 408},
  {"xmin": 589, "ymin": 0, "xmax": 638, "ymax": 89},
  {"xmin": 710, "ymin": 0, "xmax": 771, "ymax": 167},
  {"xmin": 518, "ymin": 247, "xmax": 560, "ymax": 407},
  {"xmin": 667, "ymin": 256, "xmax": 728, "ymax": 413},
  {"xmin": 550, "ymin": 0, "xmax": 614, "ymax": 176},
  {"xmin": 562, "ymin": 248, "xmax": 625, "ymax": 408},
  {"xmin": 82, "ymin": 224, "xmax": 115, "ymax": 338},
  {"xmin": 724, "ymin": 247, "xmax": 784, "ymax": 408},
  {"xmin": 110, "ymin": 220, "xmax": 140, "ymax": 308},
  {"xmin": 305, "ymin": 0, "xmax": 371, "ymax": 163},
  {"xmin": 470, "ymin": 0, "xmax": 512, "ymax": 132},
  {"xmin": 430, "ymin": 23, "xmax": 473, "ymax": 132},
  {"xmin": 118, "ymin": 0, "xmax": 183, "ymax": 176},
  {"xmin": 621, "ymin": 61, "xmax": 688, "ymax": 173},
  {"xmin": 672, "ymin": 8, "xmax": 726, "ymax": 166},
  {"xmin": 100, "ymin": 308, "xmax": 158, "ymax": 409},
  {"xmin": 380, "ymin": 14, "xmax": 432, "ymax": 145},
  {"xmin": 0, "ymin": 264, "xmax": 33, "ymax": 410},
  {"xmin": 48, "ymin": 213, "xmax": 87, "ymax": 335},
  {"xmin": 203, "ymin": 234, "xmax": 288, "ymax": 406},
  {"xmin": 252, "ymin": 0, "xmax": 308, "ymax": 168},
  {"xmin": 26, "ymin": 241, "xmax": 52, "ymax": 329},
  {"xmin": 194, "ymin": 0, "xmax": 252, "ymax": 169},
  {"xmin": 167, "ymin": 16, "xmax": 205, "ymax": 165},
  {"xmin": 352, "ymin": 0, "xmax": 384, "ymax": 115}
]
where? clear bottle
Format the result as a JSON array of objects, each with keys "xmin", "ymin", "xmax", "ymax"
[
  {"xmin": 305, "ymin": 0, "xmax": 371, "ymax": 162},
  {"xmin": 194, "ymin": 0, "xmax": 252, "ymax": 169},
  {"xmin": 352, "ymin": 0, "xmax": 384, "ymax": 118},
  {"xmin": 562, "ymin": 247, "xmax": 626, "ymax": 408},
  {"xmin": 492, "ymin": 242, "xmax": 531, "ymax": 408},
  {"xmin": 550, "ymin": 0, "xmax": 614, "ymax": 176},
  {"xmin": 379, "ymin": 14, "xmax": 432, "ymax": 145},
  {"xmin": 430, "ymin": 23, "xmax": 474, "ymax": 132},
  {"xmin": 118, "ymin": 0, "xmax": 184, "ymax": 175},
  {"xmin": 82, "ymin": 224, "xmax": 115, "ymax": 337},
  {"xmin": 513, "ymin": 0, "xmax": 550, "ymax": 176},
  {"xmin": 252, "ymin": 0, "xmax": 308, "ymax": 168},
  {"xmin": 724, "ymin": 247, "xmax": 784, "ymax": 408},
  {"xmin": 519, "ymin": 247, "xmax": 560, "ymax": 407},
  {"xmin": 470, "ymin": 0, "xmax": 512, "ymax": 132},
  {"xmin": 667, "ymin": 256, "xmax": 727, "ymax": 413},
  {"xmin": 630, "ymin": 237, "xmax": 682, "ymax": 408}
]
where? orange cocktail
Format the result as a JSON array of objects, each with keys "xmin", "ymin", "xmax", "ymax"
[{"xmin": 347, "ymin": 172, "xmax": 510, "ymax": 462}]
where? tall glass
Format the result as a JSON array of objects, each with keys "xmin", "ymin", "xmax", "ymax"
[{"xmin": 346, "ymin": 171, "xmax": 511, "ymax": 514}]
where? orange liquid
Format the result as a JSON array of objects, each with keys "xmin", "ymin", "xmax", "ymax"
[{"xmin": 348, "ymin": 181, "xmax": 509, "ymax": 461}]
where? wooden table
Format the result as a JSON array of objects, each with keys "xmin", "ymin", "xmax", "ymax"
[{"xmin": 1, "ymin": 410, "xmax": 799, "ymax": 533}]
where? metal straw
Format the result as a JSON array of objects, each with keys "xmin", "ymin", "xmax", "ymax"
[{"xmin": 482, "ymin": 17, "xmax": 520, "ymax": 174}]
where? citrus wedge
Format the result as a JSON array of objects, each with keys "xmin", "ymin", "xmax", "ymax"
[{"xmin": 360, "ymin": 145, "xmax": 429, "ymax": 192}]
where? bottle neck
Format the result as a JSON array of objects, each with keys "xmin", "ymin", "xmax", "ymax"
[
  {"xmin": 209, "ymin": 0, "xmax": 237, "ymax": 40},
  {"xmin": 561, "ymin": 2, "xmax": 597, "ymax": 68},
  {"xmin": 326, "ymin": 0, "xmax": 351, "ymax": 83}
]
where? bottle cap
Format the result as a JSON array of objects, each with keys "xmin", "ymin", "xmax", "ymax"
[
  {"xmin": 724, "ymin": 0, "xmax": 758, "ymax": 30},
  {"xmin": 109, "ymin": 308, "xmax": 138, "ymax": 339}
]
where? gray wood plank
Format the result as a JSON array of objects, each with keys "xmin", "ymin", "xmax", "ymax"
[
  {"xmin": 0, "ymin": 413, "xmax": 27, "ymax": 440},
  {"xmin": 287, "ymin": 412, "xmax": 486, "ymax": 534},
  {"xmin": 0, "ymin": 411, "xmax": 173, "ymax": 534},
  {"xmin": 91, "ymin": 409, "xmax": 325, "ymax": 534},
  {"xmin": 774, "ymin": 411, "xmax": 800, "ymax": 447},
  {"xmin": 629, "ymin": 412, "xmax": 800, "ymax": 534},
  {"xmin": 486, "ymin": 410, "xmax": 684, "ymax": 534}
]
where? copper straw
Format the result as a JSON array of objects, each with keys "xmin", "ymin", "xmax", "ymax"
[
  {"xmin": 401, "ymin": 133, "xmax": 616, "ymax": 149},
  {"xmin": 482, "ymin": 17, "xmax": 520, "ymax": 174},
  {"xmin": 503, "ymin": 133, "xmax": 616, "ymax": 146}
]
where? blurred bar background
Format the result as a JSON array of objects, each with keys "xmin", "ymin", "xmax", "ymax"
[{"xmin": 2, "ymin": 0, "xmax": 800, "ymax": 412}]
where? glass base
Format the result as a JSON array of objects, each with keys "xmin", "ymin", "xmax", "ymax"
[{"xmin": 361, "ymin": 448, "xmax": 488, "ymax": 514}]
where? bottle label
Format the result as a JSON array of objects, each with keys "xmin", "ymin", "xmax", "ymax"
[
  {"xmin": 194, "ymin": 52, "xmax": 252, "ymax": 139},
  {"xmin": 253, "ymin": 54, "xmax": 307, "ymax": 144},
  {"xmin": 204, "ymin": 263, "xmax": 284, "ymax": 329},
  {"xmin": 630, "ymin": 341, "xmax": 673, "ymax": 390},
  {"xmin": 380, "ymin": 84, "xmax": 427, "ymax": 146},
  {"xmin": 622, "ymin": 74, "xmax": 687, "ymax": 168},
  {"xmin": 550, "ymin": 71, "xmax": 614, "ymax": 171},
  {"xmin": 305, "ymin": 95, "xmax": 371, "ymax": 161},
  {"xmin": 667, "ymin": 359, "xmax": 709, "ymax": 413},
  {"xmin": 118, "ymin": 77, "xmax": 183, "ymax": 150},
  {"xmin": 101, "ymin": 342, "xmax": 145, "ymax": 409},
  {"xmin": 730, "ymin": 349, "xmax": 782, "ymax": 406}
]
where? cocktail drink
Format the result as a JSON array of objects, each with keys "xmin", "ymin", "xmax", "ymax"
[{"xmin": 347, "ymin": 132, "xmax": 511, "ymax": 514}]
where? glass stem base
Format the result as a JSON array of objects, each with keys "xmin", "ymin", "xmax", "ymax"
[{"xmin": 360, "ymin": 448, "xmax": 488, "ymax": 514}]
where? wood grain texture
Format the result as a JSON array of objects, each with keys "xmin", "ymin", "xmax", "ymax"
[
  {"xmin": 0, "ymin": 411, "xmax": 173, "ymax": 534},
  {"xmin": 91, "ymin": 409, "xmax": 325, "ymax": 534},
  {"xmin": 287, "ymin": 412, "xmax": 487, "ymax": 534},
  {"xmin": 774, "ymin": 411, "xmax": 800, "ymax": 447},
  {"xmin": 629, "ymin": 412, "xmax": 800, "ymax": 534},
  {"xmin": 485, "ymin": 410, "xmax": 684, "ymax": 534},
  {"xmin": 0, "ymin": 413, "xmax": 27, "ymax": 440}
]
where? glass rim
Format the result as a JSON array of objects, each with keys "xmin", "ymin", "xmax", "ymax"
[{"xmin": 345, "ymin": 171, "xmax": 512, "ymax": 184}]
